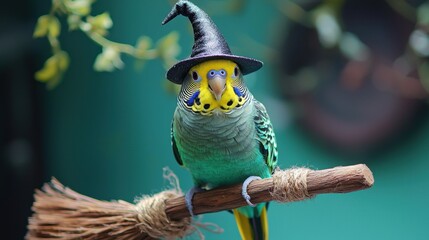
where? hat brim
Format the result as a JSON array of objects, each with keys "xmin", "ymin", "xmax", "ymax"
[{"xmin": 166, "ymin": 54, "xmax": 263, "ymax": 84}]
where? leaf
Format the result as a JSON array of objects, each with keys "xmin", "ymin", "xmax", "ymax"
[
  {"xmin": 87, "ymin": 12, "xmax": 113, "ymax": 36},
  {"xmin": 135, "ymin": 36, "xmax": 152, "ymax": 58},
  {"xmin": 48, "ymin": 16, "xmax": 61, "ymax": 38},
  {"xmin": 89, "ymin": 12, "xmax": 113, "ymax": 29},
  {"xmin": 34, "ymin": 15, "xmax": 61, "ymax": 38},
  {"xmin": 156, "ymin": 31, "xmax": 180, "ymax": 67},
  {"xmin": 35, "ymin": 52, "xmax": 69, "ymax": 89},
  {"xmin": 94, "ymin": 52, "xmax": 113, "ymax": 72},
  {"xmin": 35, "ymin": 55, "xmax": 59, "ymax": 82},
  {"xmin": 65, "ymin": 0, "xmax": 92, "ymax": 16},
  {"xmin": 67, "ymin": 14, "xmax": 81, "ymax": 31},
  {"xmin": 33, "ymin": 15, "xmax": 51, "ymax": 38},
  {"xmin": 134, "ymin": 37, "xmax": 152, "ymax": 70},
  {"xmin": 313, "ymin": 8, "xmax": 341, "ymax": 48},
  {"xmin": 94, "ymin": 47, "xmax": 123, "ymax": 72},
  {"xmin": 57, "ymin": 51, "xmax": 70, "ymax": 71},
  {"xmin": 46, "ymin": 75, "xmax": 61, "ymax": 90}
]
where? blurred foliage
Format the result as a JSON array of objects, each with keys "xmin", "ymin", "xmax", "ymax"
[
  {"xmin": 277, "ymin": 0, "xmax": 429, "ymax": 96},
  {"xmin": 33, "ymin": 0, "xmax": 180, "ymax": 89},
  {"xmin": 33, "ymin": 0, "xmax": 429, "ymax": 93}
]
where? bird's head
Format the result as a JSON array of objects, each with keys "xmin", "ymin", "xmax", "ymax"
[{"xmin": 179, "ymin": 59, "xmax": 248, "ymax": 115}]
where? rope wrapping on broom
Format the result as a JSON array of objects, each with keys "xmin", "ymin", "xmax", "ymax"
[
  {"xmin": 271, "ymin": 168, "xmax": 314, "ymax": 202},
  {"xmin": 135, "ymin": 191, "xmax": 193, "ymax": 239}
]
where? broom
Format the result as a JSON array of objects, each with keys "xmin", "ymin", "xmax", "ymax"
[{"xmin": 26, "ymin": 164, "xmax": 374, "ymax": 239}]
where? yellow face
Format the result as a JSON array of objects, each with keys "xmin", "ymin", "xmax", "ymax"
[{"xmin": 182, "ymin": 59, "xmax": 247, "ymax": 115}]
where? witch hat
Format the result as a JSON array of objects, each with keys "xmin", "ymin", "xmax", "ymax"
[{"xmin": 162, "ymin": 0, "xmax": 263, "ymax": 84}]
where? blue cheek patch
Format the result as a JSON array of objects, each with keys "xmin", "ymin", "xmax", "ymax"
[
  {"xmin": 186, "ymin": 90, "xmax": 200, "ymax": 106},
  {"xmin": 233, "ymin": 87, "xmax": 243, "ymax": 97}
]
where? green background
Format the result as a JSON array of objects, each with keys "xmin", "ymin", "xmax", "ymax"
[{"xmin": 34, "ymin": 1, "xmax": 429, "ymax": 239}]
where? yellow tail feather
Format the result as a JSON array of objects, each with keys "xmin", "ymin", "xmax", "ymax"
[{"xmin": 233, "ymin": 206, "xmax": 269, "ymax": 240}]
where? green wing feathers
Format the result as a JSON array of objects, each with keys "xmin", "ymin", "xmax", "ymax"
[
  {"xmin": 171, "ymin": 120, "xmax": 183, "ymax": 166},
  {"xmin": 253, "ymin": 100, "xmax": 278, "ymax": 173}
]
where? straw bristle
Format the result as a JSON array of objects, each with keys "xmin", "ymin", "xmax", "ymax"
[{"xmin": 26, "ymin": 178, "xmax": 151, "ymax": 240}]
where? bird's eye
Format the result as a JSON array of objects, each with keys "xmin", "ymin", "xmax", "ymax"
[
  {"xmin": 232, "ymin": 66, "xmax": 239, "ymax": 78},
  {"xmin": 192, "ymin": 71, "xmax": 201, "ymax": 82}
]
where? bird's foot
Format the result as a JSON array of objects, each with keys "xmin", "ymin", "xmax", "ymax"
[
  {"xmin": 242, "ymin": 176, "xmax": 262, "ymax": 207},
  {"xmin": 185, "ymin": 186, "xmax": 203, "ymax": 216}
]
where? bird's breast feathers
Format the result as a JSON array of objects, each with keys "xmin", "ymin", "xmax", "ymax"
[{"xmin": 173, "ymin": 100, "xmax": 272, "ymax": 188}]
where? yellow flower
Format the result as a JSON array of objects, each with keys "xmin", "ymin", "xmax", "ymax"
[
  {"xmin": 135, "ymin": 36, "xmax": 152, "ymax": 58},
  {"xmin": 156, "ymin": 31, "xmax": 180, "ymax": 68},
  {"xmin": 35, "ymin": 51, "xmax": 70, "ymax": 89},
  {"xmin": 64, "ymin": 0, "xmax": 92, "ymax": 16},
  {"xmin": 33, "ymin": 15, "xmax": 61, "ymax": 38},
  {"xmin": 94, "ymin": 47, "xmax": 124, "ymax": 72},
  {"xmin": 87, "ymin": 12, "xmax": 113, "ymax": 36}
]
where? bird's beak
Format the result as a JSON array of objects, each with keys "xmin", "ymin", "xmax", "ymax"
[{"xmin": 208, "ymin": 76, "xmax": 226, "ymax": 101}]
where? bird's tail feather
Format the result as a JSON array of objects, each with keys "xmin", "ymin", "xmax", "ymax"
[{"xmin": 233, "ymin": 205, "xmax": 268, "ymax": 240}]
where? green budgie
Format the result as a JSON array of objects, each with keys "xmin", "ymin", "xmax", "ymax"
[{"xmin": 162, "ymin": 1, "xmax": 278, "ymax": 239}]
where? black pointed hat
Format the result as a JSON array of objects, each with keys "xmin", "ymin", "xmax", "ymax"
[{"xmin": 162, "ymin": 0, "xmax": 263, "ymax": 84}]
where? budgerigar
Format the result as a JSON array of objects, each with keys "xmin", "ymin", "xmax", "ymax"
[{"xmin": 162, "ymin": 1, "xmax": 278, "ymax": 239}]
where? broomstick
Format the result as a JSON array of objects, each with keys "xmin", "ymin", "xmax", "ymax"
[{"xmin": 26, "ymin": 164, "xmax": 374, "ymax": 239}]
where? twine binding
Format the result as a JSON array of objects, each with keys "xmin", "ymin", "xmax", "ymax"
[
  {"xmin": 135, "ymin": 190, "xmax": 193, "ymax": 239},
  {"xmin": 135, "ymin": 167, "xmax": 222, "ymax": 239},
  {"xmin": 271, "ymin": 168, "xmax": 314, "ymax": 202},
  {"xmin": 134, "ymin": 167, "xmax": 194, "ymax": 239}
]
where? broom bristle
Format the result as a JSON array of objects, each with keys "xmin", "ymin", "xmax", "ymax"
[{"xmin": 26, "ymin": 178, "xmax": 151, "ymax": 240}]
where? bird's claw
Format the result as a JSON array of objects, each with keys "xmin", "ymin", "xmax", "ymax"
[
  {"xmin": 185, "ymin": 187, "xmax": 203, "ymax": 216},
  {"xmin": 242, "ymin": 176, "xmax": 262, "ymax": 207}
]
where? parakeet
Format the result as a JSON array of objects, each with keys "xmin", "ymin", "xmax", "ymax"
[{"xmin": 162, "ymin": 1, "xmax": 278, "ymax": 240}]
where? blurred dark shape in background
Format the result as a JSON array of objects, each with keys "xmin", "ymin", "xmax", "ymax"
[
  {"xmin": 277, "ymin": 0, "xmax": 429, "ymax": 155},
  {"xmin": 0, "ymin": 0, "xmax": 44, "ymax": 239}
]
